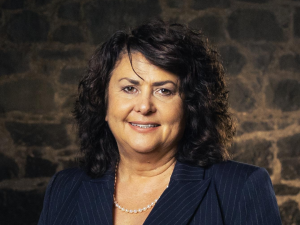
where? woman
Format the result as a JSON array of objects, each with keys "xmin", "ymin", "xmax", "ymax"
[{"xmin": 38, "ymin": 20, "xmax": 282, "ymax": 225}]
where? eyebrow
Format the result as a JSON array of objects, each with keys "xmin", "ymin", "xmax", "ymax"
[{"xmin": 118, "ymin": 78, "xmax": 177, "ymax": 87}]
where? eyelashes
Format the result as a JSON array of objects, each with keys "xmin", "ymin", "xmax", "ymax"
[
  {"xmin": 157, "ymin": 88, "xmax": 173, "ymax": 96},
  {"xmin": 121, "ymin": 86, "xmax": 175, "ymax": 96},
  {"xmin": 122, "ymin": 86, "xmax": 138, "ymax": 94}
]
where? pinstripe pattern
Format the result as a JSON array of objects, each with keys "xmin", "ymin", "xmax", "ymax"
[{"xmin": 38, "ymin": 161, "xmax": 282, "ymax": 225}]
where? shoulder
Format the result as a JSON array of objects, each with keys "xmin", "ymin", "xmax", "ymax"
[
  {"xmin": 38, "ymin": 168, "xmax": 90, "ymax": 224},
  {"xmin": 208, "ymin": 160, "xmax": 268, "ymax": 179},
  {"xmin": 206, "ymin": 161, "xmax": 282, "ymax": 224},
  {"xmin": 52, "ymin": 167, "xmax": 88, "ymax": 183},
  {"xmin": 206, "ymin": 160, "xmax": 271, "ymax": 192},
  {"xmin": 46, "ymin": 167, "xmax": 90, "ymax": 198}
]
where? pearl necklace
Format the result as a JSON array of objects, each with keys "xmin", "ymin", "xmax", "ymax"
[{"xmin": 113, "ymin": 163, "xmax": 168, "ymax": 214}]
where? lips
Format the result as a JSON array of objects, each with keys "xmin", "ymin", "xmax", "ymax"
[{"xmin": 129, "ymin": 122, "xmax": 160, "ymax": 129}]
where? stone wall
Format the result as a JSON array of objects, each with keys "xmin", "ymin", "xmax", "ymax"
[{"xmin": 0, "ymin": 0, "xmax": 299, "ymax": 224}]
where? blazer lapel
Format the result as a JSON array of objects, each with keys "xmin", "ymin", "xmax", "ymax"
[
  {"xmin": 77, "ymin": 168, "xmax": 115, "ymax": 225},
  {"xmin": 76, "ymin": 162, "xmax": 210, "ymax": 225},
  {"xmin": 143, "ymin": 162, "xmax": 211, "ymax": 225}
]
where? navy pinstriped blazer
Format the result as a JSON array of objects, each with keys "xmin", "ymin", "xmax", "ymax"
[{"xmin": 38, "ymin": 160, "xmax": 282, "ymax": 225}]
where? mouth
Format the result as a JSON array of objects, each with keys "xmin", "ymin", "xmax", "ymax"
[{"xmin": 129, "ymin": 122, "xmax": 160, "ymax": 129}]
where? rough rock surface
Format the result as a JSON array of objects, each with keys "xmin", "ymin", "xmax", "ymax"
[{"xmin": 0, "ymin": 0, "xmax": 299, "ymax": 224}]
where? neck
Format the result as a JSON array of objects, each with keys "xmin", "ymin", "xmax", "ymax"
[{"xmin": 117, "ymin": 154, "xmax": 176, "ymax": 181}]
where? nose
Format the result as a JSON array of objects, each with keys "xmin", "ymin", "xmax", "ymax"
[{"xmin": 134, "ymin": 93, "xmax": 156, "ymax": 115}]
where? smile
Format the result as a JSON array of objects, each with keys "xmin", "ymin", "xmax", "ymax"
[{"xmin": 129, "ymin": 123, "xmax": 160, "ymax": 129}]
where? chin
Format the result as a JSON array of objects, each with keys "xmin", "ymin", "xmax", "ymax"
[{"xmin": 130, "ymin": 145, "xmax": 158, "ymax": 154}]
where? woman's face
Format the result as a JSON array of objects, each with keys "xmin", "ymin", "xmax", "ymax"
[{"xmin": 105, "ymin": 52, "xmax": 185, "ymax": 158}]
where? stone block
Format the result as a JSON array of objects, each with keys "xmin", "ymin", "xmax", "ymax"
[
  {"xmin": 167, "ymin": 0, "xmax": 184, "ymax": 8},
  {"xmin": 279, "ymin": 54, "xmax": 300, "ymax": 72},
  {"xmin": 58, "ymin": 2, "xmax": 81, "ymax": 21},
  {"xmin": 231, "ymin": 139, "xmax": 273, "ymax": 174},
  {"xmin": 53, "ymin": 25, "xmax": 84, "ymax": 44},
  {"xmin": 189, "ymin": 15, "xmax": 225, "ymax": 42},
  {"xmin": 0, "ymin": 50, "xmax": 29, "ymax": 76},
  {"xmin": 0, "ymin": 79, "xmax": 55, "ymax": 114},
  {"xmin": 62, "ymin": 96, "xmax": 76, "ymax": 113},
  {"xmin": 266, "ymin": 79, "xmax": 300, "ymax": 112},
  {"xmin": 35, "ymin": 0, "xmax": 51, "ymax": 6},
  {"xmin": 294, "ymin": 7, "xmax": 300, "ymax": 38},
  {"xmin": 0, "ymin": 188, "xmax": 44, "ymax": 225},
  {"xmin": 7, "ymin": 10, "xmax": 49, "ymax": 43},
  {"xmin": 1, "ymin": 0, "xmax": 24, "ymax": 9},
  {"xmin": 239, "ymin": 121, "xmax": 272, "ymax": 135},
  {"xmin": 38, "ymin": 49, "xmax": 84, "ymax": 60},
  {"xmin": 192, "ymin": 0, "xmax": 230, "ymax": 10},
  {"xmin": 280, "ymin": 158, "xmax": 300, "ymax": 180},
  {"xmin": 0, "ymin": 153, "xmax": 19, "ymax": 181},
  {"xmin": 219, "ymin": 46, "xmax": 246, "ymax": 76},
  {"xmin": 237, "ymin": 0, "xmax": 268, "ymax": 3},
  {"xmin": 59, "ymin": 67, "xmax": 85, "ymax": 85},
  {"xmin": 57, "ymin": 149, "xmax": 76, "ymax": 156},
  {"xmin": 279, "ymin": 200, "xmax": 300, "ymax": 225},
  {"xmin": 277, "ymin": 133, "xmax": 300, "ymax": 158},
  {"xmin": 273, "ymin": 184, "xmax": 300, "ymax": 196},
  {"xmin": 84, "ymin": 0, "xmax": 161, "ymax": 44},
  {"xmin": 25, "ymin": 156, "xmax": 57, "ymax": 178},
  {"xmin": 228, "ymin": 9, "xmax": 284, "ymax": 42},
  {"xmin": 5, "ymin": 122, "xmax": 71, "ymax": 149},
  {"xmin": 228, "ymin": 80, "xmax": 255, "ymax": 112},
  {"xmin": 62, "ymin": 159, "xmax": 78, "ymax": 169},
  {"xmin": 254, "ymin": 54, "xmax": 272, "ymax": 70}
]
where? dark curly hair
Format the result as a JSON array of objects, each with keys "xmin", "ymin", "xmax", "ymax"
[{"xmin": 74, "ymin": 19, "xmax": 235, "ymax": 178}]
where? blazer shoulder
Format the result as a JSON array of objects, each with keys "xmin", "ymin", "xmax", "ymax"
[
  {"xmin": 204, "ymin": 161, "xmax": 281, "ymax": 224},
  {"xmin": 210, "ymin": 160, "xmax": 264, "ymax": 178},
  {"xmin": 49, "ymin": 167, "xmax": 90, "ymax": 196},
  {"xmin": 54, "ymin": 167, "xmax": 88, "ymax": 181},
  {"xmin": 38, "ymin": 168, "xmax": 90, "ymax": 225},
  {"xmin": 206, "ymin": 160, "xmax": 271, "ymax": 190},
  {"xmin": 210, "ymin": 161, "xmax": 282, "ymax": 225}
]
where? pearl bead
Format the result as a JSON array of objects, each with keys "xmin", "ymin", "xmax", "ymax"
[{"xmin": 113, "ymin": 162, "xmax": 168, "ymax": 214}]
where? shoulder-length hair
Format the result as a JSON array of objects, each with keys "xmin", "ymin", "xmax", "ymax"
[{"xmin": 74, "ymin": 19, "xmax": 235, "ymax": 178}]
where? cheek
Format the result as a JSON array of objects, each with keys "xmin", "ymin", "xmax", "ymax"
[
  {"xmin": 171, "ymin": 102, "xmax": 185, "ymax": 122},
  {"xmin": 170, "ymin": 104, "xmax": 186, "ymax": 139},
  {"xmin": 106, "ymin": 93, "xmax": 133, "ymax": 122},
  {"xmin": 162, "ymin": 101, "xmax": 185, "ymax": 129}
]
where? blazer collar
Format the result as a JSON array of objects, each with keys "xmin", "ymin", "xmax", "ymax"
[
  {"xmin": 144, "ymin": 162, "xmax": 210, "ymax": 225},
  {"xmin": 77, "ymin": 161, "xmax": 211, "ymax": 225},
  {"xmin": 170, "ymin": 161, "xmax": 206, "ymax": 181}
]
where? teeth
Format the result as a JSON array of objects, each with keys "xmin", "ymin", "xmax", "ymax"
[{"xmin": 131, "ymin": 123, "xmax": 159, "ymax": 128}]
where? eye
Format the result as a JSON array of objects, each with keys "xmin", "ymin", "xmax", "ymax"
[
  {"xmin": 157, "ymin": 88, "xmax": 173, "ymax": 96},
  {"xmin": 123, "ymin": 86, "xmax": 138, "ymax": 94}
]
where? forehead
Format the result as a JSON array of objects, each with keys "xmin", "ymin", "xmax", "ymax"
[{"xmin": 111, "ymin": 52, "xmax": 179, "ymax": 83}]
